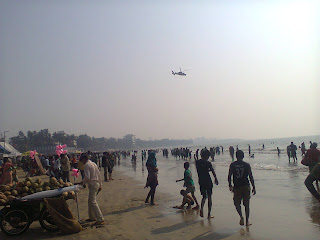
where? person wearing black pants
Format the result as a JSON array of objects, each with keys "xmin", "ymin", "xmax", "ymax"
[{"xmin": 144, "ymin": 167, "xmax": 158, "ymax": 205}]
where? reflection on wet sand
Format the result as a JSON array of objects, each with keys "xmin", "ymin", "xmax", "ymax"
[
  {"xmin": 118, "ymin": 151, "xmax": 320, "ymax": 240},
  {"xmin": 306, "ymin": 197, "xmax": 320, "ymax": 226}
]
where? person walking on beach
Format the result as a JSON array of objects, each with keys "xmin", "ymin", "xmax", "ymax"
[
  {"xmin": 176, "ymin": 162, "xmax": 200, "ymax": 209},
  {"xmin": 144, "ymin": 167, "xmax": 158, "ymax": 205},
  {"xmin": 195, "ymin": 149, "xmax": 219, "ymax": 219},
  {"xmin": 277, "ymin": 147, "xmax": 280, "ymax": 156},
  {"xmin": 79, "ymin": 154, "xmax": 104, "ymax": 226},
  {"xmin": 102, "ymin": 152, "xmax": 109, "ymax": 182},
  {"xmin": 228, "ymin": 150, "xmax": 256, "ymax": 226}
]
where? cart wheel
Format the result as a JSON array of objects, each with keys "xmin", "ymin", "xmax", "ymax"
[
  {"xmin": 0, "ymin": 209, "xmax": 31, "ymax": 236},
  {"xmin": 39, "ymin": 208, "xmax": 59, "ymax": 232}
]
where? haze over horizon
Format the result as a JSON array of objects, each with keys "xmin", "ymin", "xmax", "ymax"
[{"xmin": 1, "ymin": 1, "xmax": 319, "ymax": 141}]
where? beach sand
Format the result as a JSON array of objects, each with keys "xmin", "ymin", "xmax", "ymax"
[{"xmin": 1, "ymin": 170, "xmax": 264, "ymax": 240}]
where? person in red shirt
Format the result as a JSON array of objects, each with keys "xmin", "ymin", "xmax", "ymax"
[{"xmin": 305, "ymin": 142, "xmax": 320, "ymax": 172}]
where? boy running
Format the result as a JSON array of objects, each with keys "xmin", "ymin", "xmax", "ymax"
[
  {"xmin": 176, "ymin": 162, "xmax": 200, "ymax": 209},
  {"xmin": 228, "ymin": 150, "xmax": 256, "ymax": 226}
]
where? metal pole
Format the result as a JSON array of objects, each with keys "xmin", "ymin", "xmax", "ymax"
[
  {"xmin": 4, "ymin": 130, "xmax": 9, "ymax": 156},
  {"xmin": 74, "ymin": 176, "xmax": 80, "ymax": 221}
]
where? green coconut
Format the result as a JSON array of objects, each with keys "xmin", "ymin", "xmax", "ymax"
[
  {"xmin": 11, "ymin": 190, "xmax": 18, "ymax": 197},
  {"xmin": 25, "ymin": 177, "xmax": 32, "ymax": 182},
  {"xmin": 4, "ymin": 191, "xmax": 11, "ymax": 196},
  {"xmin": 35, "ymin": 179, "xmax": 41, "ymax": 184},
  {"xmin": 22, "ymin": 186, "xmax": 29, "ymax": 193}
]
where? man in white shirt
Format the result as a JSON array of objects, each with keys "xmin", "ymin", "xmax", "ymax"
[{"xmin": 79, "ymin": 154, "xmax": 104, "ymax": 226}]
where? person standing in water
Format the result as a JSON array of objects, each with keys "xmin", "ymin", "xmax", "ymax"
[
  {"xmin": 195, "ymin": 149, "xmax": 219, "ymax": 219},
  {"xmin": 289, "ymin": 142, "xmax": 297, "ymax": 162},
  {"xmin": 287, "ymin": 145, "xmax": 291, "ymax": 162},
  {"xmin": 229, "ymin": 146, "xmax": 235, "ymax": 161},
  {"xmin": 301, "ymin": 142, "xmax": 306, "ymax": 156},
  {"xmin": 228, "ymin": 150, "xmax": 256, "ymax": 226}
]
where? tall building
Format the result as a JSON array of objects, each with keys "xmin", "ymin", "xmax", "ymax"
[{"xmin": 123, "ymin": 134, "xmax": 136, "ymax": 149}]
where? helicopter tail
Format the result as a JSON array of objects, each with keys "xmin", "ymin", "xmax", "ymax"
[{"xmin": 172, "ymin": 71, "xmax": 175, "ymax": 75}]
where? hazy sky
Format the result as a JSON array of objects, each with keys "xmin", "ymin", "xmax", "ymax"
[{"xmin": 1, "ymin": 0, "xmax": 319, "ymax": 140}]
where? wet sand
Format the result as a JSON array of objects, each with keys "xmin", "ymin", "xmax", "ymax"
[
  {"xmin": 117, "ymin": 153, "xmax": 320, "ymax": 240},
  {"xmin": 1, "ymin": 169, "xmax": 263, "ymax": 240}
]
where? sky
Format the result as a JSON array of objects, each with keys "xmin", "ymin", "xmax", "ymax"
[{"xmin": 0, "ymin": 0, "xmax": 319, "ymax": 140}]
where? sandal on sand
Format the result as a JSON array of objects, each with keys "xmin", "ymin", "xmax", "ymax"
[{"xmin": 92, "ymin": 221, "xmax": 105, "ymax": 226}]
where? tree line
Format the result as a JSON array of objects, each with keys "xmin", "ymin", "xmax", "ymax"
[{"xmin": 9, "ymin": 129, "xmax": 193, "ymax": 153}]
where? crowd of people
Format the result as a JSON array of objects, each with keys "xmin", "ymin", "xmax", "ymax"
[
  {"xmin": 145, "ymin": 141, "xmax": 320, "ymax": 228},
  {"xmin": 1, "ymin": 140, "xmax": 319, "ymax": 229}
]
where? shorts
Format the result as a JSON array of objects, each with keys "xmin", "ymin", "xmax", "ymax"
[
  {"xmin": 186, "ymin": 185, "xmax": 195, "ymax": 194},
  {"xmin": 199, "ymin": 183, "xmax": 213, "ymax": 197},
  {"xmin": 233, "ymin": 185, "xmax": 251, "ymax": 206}
]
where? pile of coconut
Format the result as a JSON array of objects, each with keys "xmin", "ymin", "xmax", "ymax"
[{"xmin": 0, "ymin": 177, "xmax": 75, "ymax": 206}]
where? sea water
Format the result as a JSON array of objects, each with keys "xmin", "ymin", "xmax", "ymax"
[{"xmin": 116, "ymin": 135, "xmax": 320, "ymax": 240}]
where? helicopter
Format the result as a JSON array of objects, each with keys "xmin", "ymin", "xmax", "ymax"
[{"xmin": 172, "ymin": 68, "xmax": 188, "ymax": 76}]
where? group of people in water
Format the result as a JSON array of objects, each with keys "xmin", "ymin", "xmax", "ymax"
[
  {"xmin": 142, "ymin": 141, "xmax": 320, "ymax": 227},
  {"xmin": 143, "ymin": 147, "xmax": 255, "ymax": 226}
]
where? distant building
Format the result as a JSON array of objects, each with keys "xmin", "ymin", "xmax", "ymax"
[{"xmin": 123, "ymin": 134, "xmax": 136, "ymax": 149}]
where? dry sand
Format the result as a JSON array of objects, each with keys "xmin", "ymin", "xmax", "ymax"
[{"xmin": 1, "ymin": 170, "xmax": 266, "ymax": 240}]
